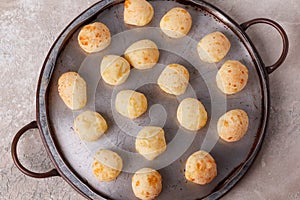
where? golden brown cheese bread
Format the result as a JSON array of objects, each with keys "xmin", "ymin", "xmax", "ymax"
[
  {"xmin": 58, "ymin": 72, "xmax": 87, "ymax": 110},
  {"xmin": 177, "ymin": 98, "xmax": 207, "ymax": 131},
  {"xmin": 115, "ymin": 90, "xmax": 148, "ymax": 119},
  {"xmin": 216, "ymin": 60, "xmax": 249, "ymax": 94},
  {"xmin": 160, "ymin": 7, "xmax": 192, "ymax": 38},
  {"xmin": 124, "ymin": 0, "xmax": 154, "ymax": 26},
  {"xmin": 92, "ymin": 149, "xmax": 123, "ymax": 182},
  {"xmin": 124, "ymin": 39, "xmax": 159, "ymax": 69},
  {"xmin": 100, "ymin": 55, "xmax": 131, "ymax": 86},
  {"xmin": 157, "ymin": 63, "xmax": 189, "ymax": 95},
  {"xmin": 197, "ymin": 32, "xmax": 231, "ymax": 63},
  {"xmin": 74, "ymin": 110, "xmax": 108, "ymax": 142},
  {"xmin": 135, "ymin": 126, "xmax": 167, "ymax": 160},
  {"xmin": 217, "ymin": 109, "xmax": 249, "ymax": 142},
  {"xmin": 185, "ymin": 150, "xmax": 217, "ymax": 185},
  {"xmin": 132, "ymin": 168, "xmax": 162, "ymax": 200},
  {"xmin": 78, "ymin": 22, "xmax": 111, "ymax": 53}
]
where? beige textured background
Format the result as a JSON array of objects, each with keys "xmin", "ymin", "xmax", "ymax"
[{"xmin": 0, "ymin": 0, "xmax": 299, "ymax": 199}]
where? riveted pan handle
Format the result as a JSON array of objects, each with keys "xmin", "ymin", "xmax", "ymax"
[
  {"xmin": 240, "ymin": 18, "xmax": 289, "ymax": 74},
  {"xmin": 11, "ymin": 121, "xmax": 60, "ymax": 178}
]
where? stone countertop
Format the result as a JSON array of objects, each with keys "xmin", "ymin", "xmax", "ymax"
[{"xmin": 0, "ymin": 0, "xmax": 299, "ymax": 199}]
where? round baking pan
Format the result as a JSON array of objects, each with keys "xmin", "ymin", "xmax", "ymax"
[{"xmin": 11, "ymin": 0, "xmax": 288, "ymax": 199}]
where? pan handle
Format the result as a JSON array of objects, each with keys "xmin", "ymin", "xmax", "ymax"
[
  {"xmin": 240, "ymin": 18, "xmax": 289, "ymax": 74},
  {"xmin": 11, "ymin": 121, "xmax": 60, "ymax": 178}
]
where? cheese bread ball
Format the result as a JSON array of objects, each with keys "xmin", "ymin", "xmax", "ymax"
[
  {"xmin": 135, "ymin": 126, "xmax": 167, "ymax": 160},
  {"xmin": 197, "ymin": 32, "xmax": 231, "ymax": 63},
  {"xmin": 177, "ymin": 98, "xmax": 207, "ymax": 131},
  {"xmin": 124, "ymin": 39, "xmax": 159, "ymax": 69},
  {"xmin": 100, "ymin": 55, "xmax": 131, "ymax": 86},
  {"xmin": 58, "ymin": 72, "xmax": 87, "ymax": 110},
  {"xmin": 157, "ymin": 63, "xmax": 189, "ymax": 95},
  {"xmin": 124, "ymin": 0, "xmax": 154, "ymax": 26},
  {"xmin": 217, "ymin": 109, "xmax": 249, "ymax": 142},
  {"xmin": 74, "ymin": 110, "xmax": 108, "ymax": 142},
  {"xmin": 185, "ymin": 150, "xmax": 217, "ymax": 185},
  {"xmin": 216, "ymin": 60, "xmax": 249, "ymax": 94},
  {"xmin": 92, "ymin": 149, "xmax": 123, "ymax": 182},
  {"xmin": 78, "ymin": 22, "xmax": 111, "ymax": 53},
  {"xmin": 132, "ymin": 168, "xmax": 162, "ymax": 200},
  {"xmin": 160, "ymin": 7, "xmax": 192, "ymax": 38},
  {"xmin": 115, "ymin": 90, "xmax": 148, "ymax": 119}
]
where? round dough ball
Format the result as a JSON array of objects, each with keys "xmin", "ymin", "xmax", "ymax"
[
  {"xmin": 124, "ymin": 0, "xmax": 154, "ymax": 26},
  {"xmin": 92, "ymin": 149, "xmax": 123, "ymax": 182},
  {"xmin": 216, "ymin": 60, "xmax": 249, "ymax": 94},
  {"xmin": 100, "ymin": 55, "xmax": 131, "ymax": 86},
  {"xmin": 58, "ymin": 72, "xmax": 87, "ymax": 110},
  {"xmin": 160, "ymin": 7, "xmax": 192, "ymax": 38},
  {"xmin": 115, "ymin": 90, "xmax": 148, "ymax": 119},
  {"xmin": 135, "ymin": 126, "xmax": 167, "ymax": 160},
  {"xmin": 132, "ymin": 168, "xmax": 162, "ymax": 200},
  {"xmin": 157, "ymin": 63, "xmax": 189, "ymax": 95},
  {"xmin": 74, "ymin": 110, "xmax": 108, "ymax": 142},
  {"xmin": 217, "ymin": 109, "xmax": 249, "ymax": 142},
  {"xmin": 197, "ymin": 32, "xmax": 231, "ymax": 63},
  {"xmin": 185, "ymin": 150, "xmax": 217, "ymax": 185},
  {"xmin": 177, "ymin": 98, "xmax": 207, "ymax": 131},
  {"xmin": 124, "ymin": 39, "xmax": 159, "ymax": 69},
  {"xmin": 78, "ymin": 22, "xmax": 111, "ymax": 53}
]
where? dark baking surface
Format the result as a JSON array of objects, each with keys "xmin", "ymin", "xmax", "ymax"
[{"xmin": 11, "ymin": 0, "xmax": 288, "ymax": 199}]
